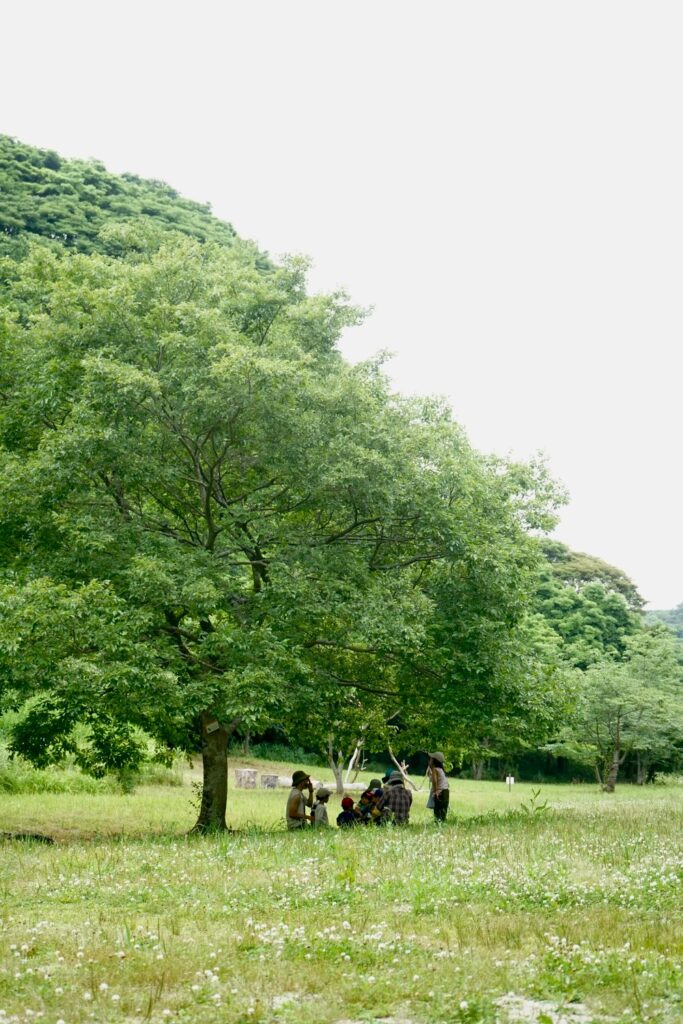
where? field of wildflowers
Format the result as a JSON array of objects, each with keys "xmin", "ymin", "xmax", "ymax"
[{"xmin": 1, "ymin": 762, "xmax": 682, "ymax": 1024}]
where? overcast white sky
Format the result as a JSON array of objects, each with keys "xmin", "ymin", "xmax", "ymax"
[{"xmin": 3, "ymin": 1, "xmax": 681, "ymax": 607}]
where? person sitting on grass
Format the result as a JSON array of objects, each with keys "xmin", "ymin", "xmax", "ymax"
[
  {"xmin": 286, "ymin": 770, "xmax": 314, "ymax": 830},
  {"xmin": 379, "ymin": 770, "xmax": 413, "ymax": 825},
  {"xmin": 370, "ymin": 788, "xmax": 390, "ymax": 825},
  {"xmin": 336, "ymin": 796, "xmax": 357, "ymax": 827},
  {"xmin": 311, "ymin": 787, "xmax": 331, "ymax": 827},
  {"xmin": 355, "ymin": 789, "xmax": 376, "ymax": 824}
]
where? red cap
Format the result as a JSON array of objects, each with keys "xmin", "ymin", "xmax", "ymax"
[{"xmin": 341, "ymin": 797, "xmax": 354, "ymax": 809}]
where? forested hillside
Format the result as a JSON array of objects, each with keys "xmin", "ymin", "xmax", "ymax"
[
  {"xmin": 0, "ymin": 135, "xmax": 238, "ymax": 257},
  {"xmin": 646, "ymin": 604, "xmax": 683, "ymax": 639}
]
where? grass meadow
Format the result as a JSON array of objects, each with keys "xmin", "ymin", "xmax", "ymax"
[{"xmin": 1, "ymin": 759, "xmax": 682, "ymax": 1024}]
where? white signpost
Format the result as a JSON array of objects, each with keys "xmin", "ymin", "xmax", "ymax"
[{"xmin": 506, "ymin": 775, "xmax": 515, "ymax": 792}]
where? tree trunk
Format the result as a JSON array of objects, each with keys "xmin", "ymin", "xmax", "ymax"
[
  {"xmin": 328, "ymin": 735, "xmax": 344, "ymax": 794},
  {"xmin": 602, "ymin": 747, "xmax": 621, "ymax": 793},
  {"xmin": 344, "ymin": 737, "xmax": 363, "ymax": 786},
  {"xmin": 635, "ymin": 751, "xmax": 647, "ymax": 786},
  {"xmin": 388, "ymin": 744, "xmax": 418, "ymax": 790},
  {"xmin": 191, "ymin": 713, "xmax": 234, "ymax": 833},
  {"xmin": 471, "ymin": 759, "xmax": 484, "ymax": 781}
]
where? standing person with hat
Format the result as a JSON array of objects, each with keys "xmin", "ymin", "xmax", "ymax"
[
  {"xmin": 286, "ymin": 770, "xmax": 314, "ymax": 830},
  {"xmin": 428, "ymin": 752, "xmax": 449, "ymax": 822}
]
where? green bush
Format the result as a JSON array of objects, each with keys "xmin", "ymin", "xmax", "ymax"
[
  {"xmin": 134, "ymin": 761, "xmax": 185, "ymax": 786},
  {"xmin": 0, "ymin": 751, "xmax": 118, "ymax": 794},
  {"xmin": 231, "ymin": 740, "xmax": 325, "ymax": 767},
  {"xmin": 0, "ymin": 743, "xmax": 185, "ymax": 794}
]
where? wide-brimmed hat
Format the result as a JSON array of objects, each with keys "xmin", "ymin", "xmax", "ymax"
[
  {"xmin": 292, "ymin": 770, "xmax": 311, "ymax": 786},
  {"xmin": 387, "ymin": 771, "xmax": 404, "ymax": 785},
  {"xmin": 316, "ymin": 787, "xmax": 331, "ymax": 799},
  {"xmin": 428, "ymin": 751, "xmax": 445, "ymax": 765}
]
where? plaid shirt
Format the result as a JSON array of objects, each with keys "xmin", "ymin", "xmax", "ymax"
[{"xmin": 380, "ymin": 782, "xmax": 413, "ymax": 823}]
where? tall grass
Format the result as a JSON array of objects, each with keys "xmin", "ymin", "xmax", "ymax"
[{"xmin": 1, "ymin": 762, "xmax": 682, "ymax": 1023}]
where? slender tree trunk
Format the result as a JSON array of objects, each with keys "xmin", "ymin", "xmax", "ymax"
[
  {"xmin": 328, "ymin": 735, "xmax": 344, "ymax": 794},
  {"xmin": 388, "ymin": 744, "xmax": 418, "ymax": 790},
  {"xmin": 191, "ymin": 713, "xmax": 238, "ymax": 833},
  {"xmin": 602, "ymin": 747, "xmax": 621, "ymax": 793},
  {"xmin": 635, "ymin": 751, "xmax": 647, "ymax": 786},
  {"xmin": 242, "ymin": 730, "xmax": 251, "ymax": 757},
  {"xmin": 602, "ymin": 715, "xmax": 624, "ymax": 793},
  {"xmin": 471, "ymin": 738, "xmax": 490, "ymax": 782},
  {"xmin": 344, "ymin": 737, "xmax": 363, "ymax": 786}
]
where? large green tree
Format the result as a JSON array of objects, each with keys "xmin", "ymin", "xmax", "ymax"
[
  {"xmin": 534, "ymin": 567, "xmax": 642, "ymax": 670},
  {"xmin": 539, "ymin": 539, "xmax": 644, "ymax": 612},
  {"xmin": 547, "ymin": 629, "xmax": 683, "ymax": 790},
  {"xmin": 0, "ymin": 235, "xmax": 555, "ymax": 828}
]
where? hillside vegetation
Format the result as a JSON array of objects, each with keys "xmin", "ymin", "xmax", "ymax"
[
  {"xmin": 0, "ymin": 135, "xmax": 238, "ymax": 257},
  {"xmin": 646, "ymin": 603, "xmax": 683, "ymax": 640}
]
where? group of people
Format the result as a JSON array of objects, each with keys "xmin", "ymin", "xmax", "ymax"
[{"xmin": 285, "ymin": 752, "xmax": 449, "ymax": 829}]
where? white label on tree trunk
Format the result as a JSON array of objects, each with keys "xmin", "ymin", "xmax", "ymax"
[{"xmin": 205, "ymin": 720, "xmax": 220, "ymax": 734}]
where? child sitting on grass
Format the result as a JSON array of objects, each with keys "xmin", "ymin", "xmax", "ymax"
[
  {"xmin": 311, "ymin": 787, "xmax": 331, "ymax": 827},
  {"xmin": 355, "ymin": 789, "xmax": 377, "ymax": 824},
  {"xmin": 336, "ymin": 796, "xmax": 357, "ymax": 827},
  {"xmin": 370, "ymin": 788, "xmax": 390, "ymax": 825}
]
